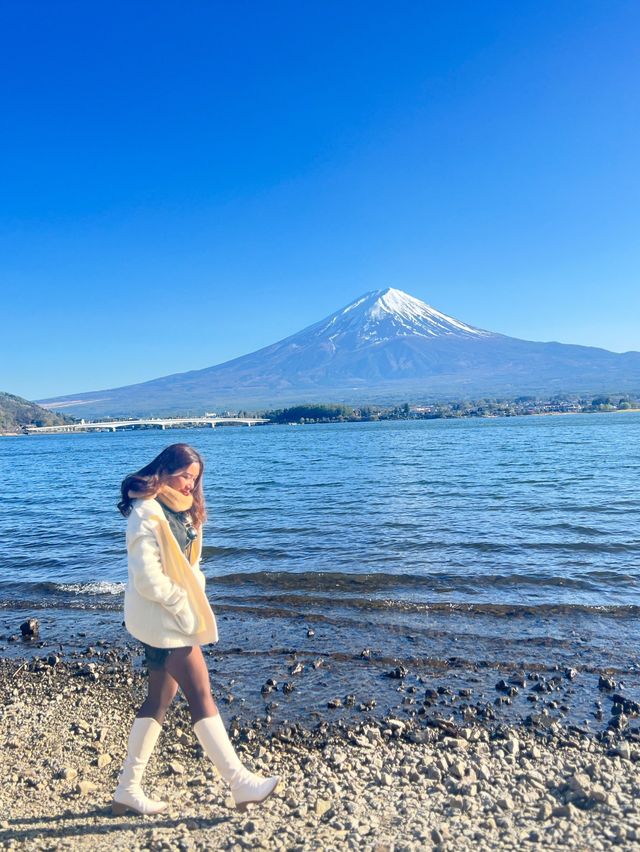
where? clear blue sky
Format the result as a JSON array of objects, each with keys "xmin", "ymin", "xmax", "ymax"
[{"xmin": 1, "ymin": 1, "xmax": 639, "ymax": 400}]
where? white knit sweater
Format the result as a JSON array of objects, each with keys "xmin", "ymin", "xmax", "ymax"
[{"xmin": 123, "ymin": 497, "xmax": 219, "ymax": 648}]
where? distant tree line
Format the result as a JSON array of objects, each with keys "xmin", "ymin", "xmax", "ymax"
[
  {"xmin": 264, "ymin": 404, "xmax": 356, "ymax": 423},
  {"xmin": 259, "ymin": 394, "xmax": 640, "ymax": 424}
]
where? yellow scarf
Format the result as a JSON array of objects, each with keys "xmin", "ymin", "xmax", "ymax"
[
  {"xmin": 155, "ymin": 483, "xmax": 194, "ymax": 514},
  {"xmin": 128, "ymin": 484, "xmax": 216, "ymax": 642}
]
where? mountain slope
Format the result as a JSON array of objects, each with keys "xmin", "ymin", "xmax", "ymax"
[
  {"xmin": 38, "ymin": 288, "xmax": 640, "ymax": 416},
  {"xmin": 0, "ymin": 391, "xmax": 75, "ymax": 433}
]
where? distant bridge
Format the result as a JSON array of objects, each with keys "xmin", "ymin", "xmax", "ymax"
[{"xmin": 25, "ymin": 416, "xmax": 269, "ymax": 434}]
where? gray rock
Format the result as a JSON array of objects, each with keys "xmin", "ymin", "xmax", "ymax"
[
  {"xmin": 431, "ymin": 827, "xmax": 449, "ymax": 844},
  {"xmin": 424, "ymin": 765, "xmax": 442, "ymax": 783},
  {"xmin": 616, "ymin": 741, "xmax": 631, "ymax": 760},
  {"xmin": 450, "ymin": 760, "xmax": 466, "ymax": 780},
  {"xmin": 315, "ymin": 798, "xmax": 332, "ymax": 817},
  {"xmin": 20, "ymin": 619, "xmax": 39, "ymax": 637},
  {"xmin": 76, "ymin": 780, "xmax": 97, "ymax": 796},
  {"xmin": 552, "ymin": 803, "xmax": 576, "ymax": 819},
  {"xmin": 506, "ymin": 738, "xmax": 519, "ymax": 756},
  {"xmin": 331, "ymin": 750, "xmax": 347, "ymax": 766},
  {"xmin": 58, "ymin": 767, "xmax": 78, "ymax": 781},
  {"xmin": 497, "ymin": 794, "xmax": 514, "ymax": 810},
  {"xmin": 475, "ymin": 762, "xmax": 491, "ymax": 782}
]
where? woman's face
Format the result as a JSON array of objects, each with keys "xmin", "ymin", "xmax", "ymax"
[{"xmin": 164, "ymin": 462, "xmax": 201, "ymax": 496}]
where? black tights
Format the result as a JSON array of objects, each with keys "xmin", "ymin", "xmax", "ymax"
[{"xmin": 136, "ymin": 645, "xmax": 218, "ymax": 725}]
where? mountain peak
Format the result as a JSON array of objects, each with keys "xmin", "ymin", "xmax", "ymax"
[{"xmin": 322, "ymin": 287, "xmax": 489, "ymax": 342}]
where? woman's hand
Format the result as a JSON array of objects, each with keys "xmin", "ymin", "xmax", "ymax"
[{"xmin": 173, "ymin": 599, "xmax": 198, "ymax": 634}]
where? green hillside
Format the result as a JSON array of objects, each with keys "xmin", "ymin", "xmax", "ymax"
[{"xmin": 0, "ymin": 391, "xmax": 75, "ymax": 433}]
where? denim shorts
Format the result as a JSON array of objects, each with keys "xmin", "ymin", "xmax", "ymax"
[
  {"xmin": 143, "ymin": 642, "xmax": 192, "ymax": 671},
  {"xmin": 140, "ymin": 642, "xmax": 170, "ymax": 670}
]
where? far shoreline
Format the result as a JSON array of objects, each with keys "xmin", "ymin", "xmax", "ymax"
[
  {"xmin": 3, "ymin": 404, "xmax": 640, "ymax": 437},
  {"xmin": 530, "ymin": 407, "xmax": 640, "ymax": 417}
]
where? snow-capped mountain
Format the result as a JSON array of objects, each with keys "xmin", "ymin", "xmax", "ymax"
[
  {"xmin": 39, "ymin": 288, "xmax": 640, "ymax": 416},
  {"xmin": 304, "ymin": 288, "xmax": 491, "ymax": 344}
]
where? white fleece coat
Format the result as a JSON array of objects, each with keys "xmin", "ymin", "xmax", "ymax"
[{"xmin": 123, "ymin": 497, "xmax": 219, "ymax": 648}]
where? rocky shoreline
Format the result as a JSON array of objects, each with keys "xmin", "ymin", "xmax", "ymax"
[{"xmin": 2, "ymin": 650, "xmax": 640, "ymax": 851}]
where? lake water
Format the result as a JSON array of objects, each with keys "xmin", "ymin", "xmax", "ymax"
[{"xmin": 2, "ymin": 414, "xmax": 640, "ymax": 728}]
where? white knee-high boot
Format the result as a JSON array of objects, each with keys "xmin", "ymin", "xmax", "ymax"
[
  {"xmin": 193, "ymin": 714, "xmax": 280, "ymax": 811},
  {"xmin": 112, "ymin": 717, "xmax": 168, "ymax": 815}
]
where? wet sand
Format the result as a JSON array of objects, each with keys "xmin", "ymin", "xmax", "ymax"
[{"xmin": 2, "ymin": 647, "xmax": 640, "ymax": 851}]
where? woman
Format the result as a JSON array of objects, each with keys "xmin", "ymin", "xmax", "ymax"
[{"xmin": 111, "ymin": 443, "xmax": 279, "ymax": 815}]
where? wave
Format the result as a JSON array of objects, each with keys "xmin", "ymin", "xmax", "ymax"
[
  {"xmin": 0, "ymin": 580, "xmax": 125, "ymax": 599},
  {"xmin": 2, "ymin": 588, "xmax": 640, "ymax": 621},
  {"xmin": 201, "ymin": 539, "xmax": 639, "ymax": 560},
  {"xmin": 203, "ymin": 568, "xmax": 639, "ymax": 593},
  {"xmin": 2, "ymin": 568, "xmax": 640, "ymax": 621},
  {"xmin": 201, "ymin": 545, "xmax": 292, "ymax": 560},
  {"xmin": 2, "ymin": 568, "xmax": 639, "ymax": 600},
  {"xmin": 56, "ymin": 581, "xmax": 125, "ymax": 596},
  {"xmin": 211, "ymin": 595, "xmax": 640, "ymax": 619}
]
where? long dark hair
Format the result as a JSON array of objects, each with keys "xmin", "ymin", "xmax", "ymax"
[{"xmin": 118, "ymin": 443, "xmax": 206, "ymax": 527}]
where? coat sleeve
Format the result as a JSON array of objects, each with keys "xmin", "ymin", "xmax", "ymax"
[{"xmin": 127, "ymin": 516, "xmax": 191, "ymax": 617}]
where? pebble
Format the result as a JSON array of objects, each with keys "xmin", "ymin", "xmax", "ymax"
[
  {"xmin": 449, "ymin": 760, "xmax": 466, "ymax": 780},
  {"xmin": 616, "ymin": 741, "xmax": 631, "ymax": 760},
  {"xmin": 386, "ymin": 666, "xmax": 408, "ymax": 679},
  {"xmin": 59, "ymin": 767, "xmax": 78, "ymax": 781},
  {"xmin": 315, "ymin": 798, "xmax": 332, "ymax": 817},
  {"xmin": 538, "ymin": 802, "xmax": 553, "ymax": 820},
  {"xmin": 431, "ymin": 826, "xmax": 449, "ymax": 844},
  {"xmin": 424, "ymin": 765, "xmax": 442, "ymax": 782},
  {"xmin": 20, "ymin": 619, "xmax": 40, "ymax": 637},
  {"xmin": 506, "ymin": 738, "xmax": 519, "ymax": 756},
  {"xmin": 553, "ymin": 803, "xmax": 577, "ymax": 819}
]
